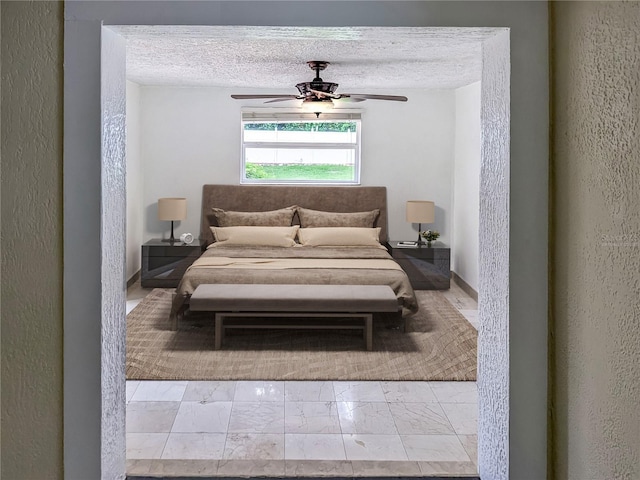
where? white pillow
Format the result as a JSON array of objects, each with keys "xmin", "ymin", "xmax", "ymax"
[
  {"xmin": 297, "ymin": 227, "xmax": 382, "ymax": 247},
  {"xmin": 210, "ymin": 225, "xmax": 299, "ymax": 247}
]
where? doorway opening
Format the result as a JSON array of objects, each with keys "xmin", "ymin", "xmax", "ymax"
[{"xmin": 112, "ymin": 25, "xmax": 508, "ymax": 476}]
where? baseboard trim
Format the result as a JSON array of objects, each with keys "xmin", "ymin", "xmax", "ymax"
[
  {"xmin": 451, "ymin": 272, "xmax": 478, "ymax": 302},
  {"xmin": 127, "ymin": 269, "xmax": 141, "ymax": 289}
]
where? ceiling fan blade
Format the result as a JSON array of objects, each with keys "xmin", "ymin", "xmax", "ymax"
[
  {"xmin": 230, "ymin": 94, "xmax": 299, "ymax": 100},
  {"xmin": 263, "ymin": 97, "xmax": 302, "ymax": 104},
  {"xmin": 340, "ymin": 94, "xmax": 408, "ymax": 102},
  {"xmin": 334, "ymin": 97, "xmax": 367, "ymax": 103}
]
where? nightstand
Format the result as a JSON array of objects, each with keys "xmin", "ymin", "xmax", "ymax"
[
  {"xmin": 387, "ymin": 241, "xmax": 451, "ymax": 290},
  {"xmin": 141, "ymin": 238, "xmax": 203, "ymax": 288}
]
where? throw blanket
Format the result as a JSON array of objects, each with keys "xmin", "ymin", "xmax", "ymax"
[
  {"xmin": 189, "ymin": 256, "xmax": 405, "ymax": 271},
  {"xmin": 170, "ymin": 245, "xmax": 418, "ymax": 320}
]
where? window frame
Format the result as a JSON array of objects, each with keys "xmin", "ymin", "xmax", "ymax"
[{"xmin": 240, "ymin": 111, "xmax": 362, "ymax": 185}]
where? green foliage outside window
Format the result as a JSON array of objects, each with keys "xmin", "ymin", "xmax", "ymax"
[
  {"xmin": 245, "ymin": 163, "xmax": 354, "ymax": 180},
  {"xmin": 244, "ymin": 122, "xmax": 356, "ymax": 132}
]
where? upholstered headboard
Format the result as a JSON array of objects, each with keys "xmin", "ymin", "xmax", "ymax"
[{"xmin": 200, "ymin": 185, "xmax": 389, "ymax": 246}]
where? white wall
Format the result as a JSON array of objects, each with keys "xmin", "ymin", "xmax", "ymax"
[
  {"xmin": 126, "ymin": 81, "xmax": 144, "ymax": 281},
  {"xmin": 138, "ymin": 86, "xmax": 455, "ymax": 244},
  {"xmin": 452, "ymin": 81, "xmax": 481, "ymax": 291}
]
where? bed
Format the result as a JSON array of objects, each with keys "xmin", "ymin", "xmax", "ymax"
[{"xmin": 170, "ymin": 185, "xmax": 419, "ymax": 323}]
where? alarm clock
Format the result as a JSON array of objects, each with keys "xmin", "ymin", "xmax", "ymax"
[{"xmin": 180, "ymin": 233, "xmax": 194, "ymax": 244}]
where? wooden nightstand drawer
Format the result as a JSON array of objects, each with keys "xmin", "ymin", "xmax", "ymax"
[
  {"xmin": 387, "ymin": 241, "xmax": 450, "ymax": 290},
  {"xmin": 141, "ymin": 239, "xmax": 203, "ymax": 288}
]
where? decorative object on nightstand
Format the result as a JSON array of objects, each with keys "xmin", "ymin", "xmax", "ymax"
[
  {"xmin": 420, "ymin": 229, "xmax": 440, "ymax": 248},
  {"xmin": 158, "ymin": 197, "xmax": 187, "ymax": 243},
  {"xmin": 179, "ymin": 232, "xmax": 194, "ymax": 244},
  {"xmin": 406, "ymin": 200, "xmax": 435, "ymax": 246},
  {"xmin": 141, "ymin": 238, "xmax": 203, "ymax": 288},
  {"xmin": 387, "ymin": 241, "xmax": 450, "ymax": 290}
]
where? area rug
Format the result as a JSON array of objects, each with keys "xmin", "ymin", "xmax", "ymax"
[{"xmin": 126, "ymin": 289, "xmax": 477, "ymax": 381}]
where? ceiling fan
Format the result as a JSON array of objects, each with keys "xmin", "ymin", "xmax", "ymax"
[{"xmin": 231, "ymin": 61, "xmax": 407, "ymax": 115}]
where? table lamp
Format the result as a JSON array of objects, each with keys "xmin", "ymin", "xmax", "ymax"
[
  {"xmin": 158, "ymin": 197, "xmax": 187, "ymax": 243},
  {"xmin": 406, "ymin": 200, "xmax": 435, "ymax": 246}
]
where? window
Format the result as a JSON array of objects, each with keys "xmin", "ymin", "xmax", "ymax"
[{"xmin": 241, "ymin": 112, "xmax": 361, "ymax": 184}]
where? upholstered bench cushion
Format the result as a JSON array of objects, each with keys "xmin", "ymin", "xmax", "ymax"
[{"xmin": 189, "ymin": 284, "xmax": 400, "ymax": 313}]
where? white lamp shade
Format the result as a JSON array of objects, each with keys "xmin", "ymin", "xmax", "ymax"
[
  {"xmin": 406, "ymin": 200, "xmax": 435, "ymax": 223},
  {"xmin": 158, "ymin": 197, "xmax": 187, "ymax": 221}
]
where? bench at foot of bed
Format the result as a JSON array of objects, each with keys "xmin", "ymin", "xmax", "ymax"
[{"xmin": 187, "ymin": 284, "xmax": 400, "ymax": 351}]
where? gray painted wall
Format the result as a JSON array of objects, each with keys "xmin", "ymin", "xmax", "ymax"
[
  {"xmin": 0, "ymin": 1, "xmax": 556, "ymax": 478},
  {"xmin": 5, "ymin": 2, "xmax": 639, "ymax": 479},
  {"xmin": 552, "ymin": 2, "xmax": 640, "ymax": 478},
  {"xmin": 1, "ymin": 1, "xmax": 64, "ymax": 478}
]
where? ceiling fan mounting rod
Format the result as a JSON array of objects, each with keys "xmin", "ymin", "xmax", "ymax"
[{"xmin": 307, "ymin": 60, "xmax": 329, "ymax": 82}]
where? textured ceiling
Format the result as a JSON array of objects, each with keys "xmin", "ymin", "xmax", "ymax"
[{"xmin": 110, "ymin": 26, "xmax": 503, "ymax": 90}]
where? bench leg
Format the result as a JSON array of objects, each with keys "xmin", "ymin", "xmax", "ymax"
[
  {"xmin": 215, "ymin": 314, "xmax": 224, "ymax": 350},
  {"xmin": 364, "ymin": 314, "xmax": 373, "ymax": 351}
]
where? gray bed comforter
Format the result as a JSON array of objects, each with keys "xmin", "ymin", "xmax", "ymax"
[{"xmin": 170, "ymin": 245, "xmax": 418, "ymax": 319}]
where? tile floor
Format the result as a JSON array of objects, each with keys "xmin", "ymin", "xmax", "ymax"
[{"xmin": 126, "ymin": 281, "xmax": 479, "ymax": 477}]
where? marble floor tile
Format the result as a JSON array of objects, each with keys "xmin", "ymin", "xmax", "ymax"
[
  {"xmin": 234, "ymin": 381, "xmax": 285, "ymax": 402},
  {"xmin": 147, "ymin": 459, "xmax": 218, "ymax": 476},
  {"xmin": 343, "ymin": 434, "xmax": 408, "ymax": 461},
  {"xmin": 217, "ymin": 459, "xmax": 285, "ymax": 477},
  {"xmin": 126, "ymin": 281, "xmax": 153, "ymax": 300},
  {"xmin": 126, "ymin": 283, "xmax": 150, "ymax": 314},
  {"xmin": 337, "ymin": 401, "xmax": 397, "ymax": 434},
  {"xmin": 171, "ymin": 401, "xmax": 232, "ymax": 433},
  {"xmin": 458, "ymin": 434, "xmax": 478, "ymax": 465},
  {"xmin": 126, "ymin": 381, "xmax": 140, "ymax": 403},
  {"xmin": 389, "ymin": 402, "xmax": 455, "ymax": 435},
  {"xmin": 333, "ymin": 381, "xmax": 386, "ymax": 402},
  {"xmin": 441, "ymin": 297, "xmax": 477, "ymax": 312},
  {"xmin": 182, "ymin": 381, "xmax": 236, "ymax": 402},
  {"xmin": 126, "ymin": 433, "xmax": 169, "ymax": 459},
  {"xmin": 441, "ymin": 284, "xmax": 478, "ymax": 310},
  {"xmin": 126, "ymin": 401, "xmax": 180, "ymax": 433},
  {"xmin": 228, "ymin": 402, "xmax": 285, "ymax": 433},
  {"xmin": 284, "ymin": 434, "xmax": 346, "ymax": 460},
  {"xmin": 161, "ymin": 433, "xmax": 226, "ymax": 459},
  {"xmin": 285, "ymin": 381, "xmax": 335, "ymax": 402},
  {"xmin": 126, "ymin": 298, "xmax": 144, "ymax": 315},
  {"xmin": 126, "ymin": 459, "xmax": 153, "ymax": 475},
  {"xmin": 284, "ymin": 402, "xmax": 341, "ymax": 434},
  {"xmin": 285, "ymin": 460, "xmax": 353, "ymax": 477},
  {"xmin": 350, "ymin": 460, "xmax": 422, "ymax": 477},
  {"xmin": 440, "ymin": 403, "xmax": 477, "ymax": 435},
  {"xmin": 429, "ymin": 381, "xmax": 478, "ymax": 404},
  {"xmin": 381, "ymin": 381, "xmax": 437, "ymax": 403},
  {"xmin": 401, "ymin": 434, "xmax": 470, "ymax": 462},
  {"xmin": 130, "ymin": 380, "xmax": 188, "ymax": 402},
  {"xmin": 223, "ymin": 433, "xmax": 285, "ymax": 460},
  {"xmin": 419, "ymin": 460, "xmax": 478, "ymax": 475},
  {"xmin": 458, "ymin": 309, "xmax": 478, "ymax": 326}
]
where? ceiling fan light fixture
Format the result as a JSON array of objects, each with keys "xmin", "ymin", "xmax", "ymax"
[{"xmin": 301, "ymin": 98, "xmax": 334, "ymax": 115}]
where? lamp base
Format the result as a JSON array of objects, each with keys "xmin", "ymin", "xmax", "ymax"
[
  {"xmin": 163, "ymin": 221, "xmax": 177, "ymax": 243},
  {"xmin": 416, "ymin": 223, "xmax": 425, "ymax": 246}
]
